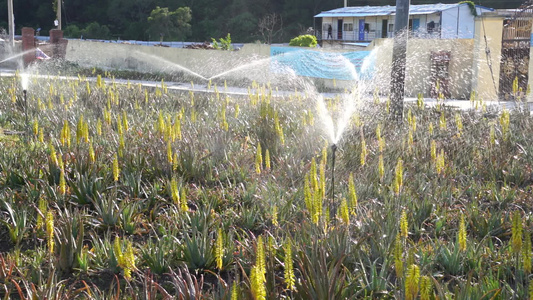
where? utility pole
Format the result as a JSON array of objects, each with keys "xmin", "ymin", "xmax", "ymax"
[
  {"xmin": 7, "ymin": 0, "xmax": 14, "ymax": 47},
  {"xmin": 57, "ymin": 0, "xmax": 62, "ymax": 30},
  {"xmin": 390, "ymin": 0, "xmax": 410, "ymax": 120}
]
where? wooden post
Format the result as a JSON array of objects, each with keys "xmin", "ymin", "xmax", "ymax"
[
  {"xmin": 7, "ymin": 0, "xmax": 14, "ymax": 47},
  {"xmin": 390, "ymin": 0, "xmax": 410, "ymax": 120},
  {"xmin": 57, "ymin": 0, "xmax": 62, "ymax": 30}
]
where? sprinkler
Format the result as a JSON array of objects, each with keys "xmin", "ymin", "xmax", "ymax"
[
  {"xmin": 330, "ymin": 143, "xmax": 337, "ymax": 206},
  {"xmin": 21, "ymin": 74, "xmax": 29, "ymax": 136},
  {"xmin": 23, "ymin": 88, "xmax": 28, "ymax": 135}
]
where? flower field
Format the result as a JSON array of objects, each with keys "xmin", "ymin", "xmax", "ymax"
[{"xmin": 0, "ymin": 71, "xmax": 533, "ymax": 299}]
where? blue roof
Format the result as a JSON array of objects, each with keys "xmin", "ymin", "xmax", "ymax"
[{"xmin": 314, "ymin": 3, "xmax": 493, "ymax": 18}]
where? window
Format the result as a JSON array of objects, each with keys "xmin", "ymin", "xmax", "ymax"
[
  {"xmin": 364, "ymin": 23, "xmax": 370, "ymax": 32},
  {"xmin": 427, "ymin": 21, "xmax": 435, "ymax": 33},
  {"xmin": 344, "ymin": 23, "xmax": 353, "ymax": 31},
  {"xmin": 389, "ymin": 24, "xmax": 394, "ymax": 32}
]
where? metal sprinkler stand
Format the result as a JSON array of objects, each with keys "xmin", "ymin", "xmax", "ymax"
[
  {"xmin": 330, "ymin": 143, "xmax": 337, "ymax": 210},
  {"xmin": 23, "ymin": 89, "xmax": 28, "ymax": 135}
]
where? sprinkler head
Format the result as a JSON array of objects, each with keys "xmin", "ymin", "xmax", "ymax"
[{"xmin": 331, "ymin": 143, "xmax": 337, "ymax": 151}]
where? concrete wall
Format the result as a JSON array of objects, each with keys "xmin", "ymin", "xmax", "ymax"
[
  {"xmin": 471, "ymin": 14, "xmax": 503, "ymax": 101},
  {"xmin": 370, "ymin": 38, "xmax": 474, "ymax": 99},
  {"xmin": 65, "ymin": 40, "xmax": 272, "ymax": 84}
]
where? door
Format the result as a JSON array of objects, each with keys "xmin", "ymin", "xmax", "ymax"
[
  {"xmin": 412, "ymin": 19, "xmax": 420, "ymax": 31},
  {"xmin": 382, "ymin": 20, "xmax": 388, "ymax": 38},
  {"xmin": 337, "ymin": 19, "xmax": 343, "ymax": 40},
  {"xmin": 359, "ymin": 19, "xmax": 365, "ymax": 41}
]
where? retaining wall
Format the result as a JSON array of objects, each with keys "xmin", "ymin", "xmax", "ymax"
[{"xmin": 65, "ymin": 40, "xmax": 272, "ymax": 84}]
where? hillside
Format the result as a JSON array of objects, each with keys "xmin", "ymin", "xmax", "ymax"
[{"xmin": 0, "ymin": 0, "xmax": 526, "ymax": 43}]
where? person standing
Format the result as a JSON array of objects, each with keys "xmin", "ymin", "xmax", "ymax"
[{"xmin": 327, "ymin": 25, "xmax": 333, "ymax": 39}]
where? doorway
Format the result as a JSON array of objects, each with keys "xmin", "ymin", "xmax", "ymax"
[
  {"xmin": 337, "ymin": 19, "xmax": 343, "ymax": 40},
  {"xmin": 382, "ymin": 20, "xmax": 388, "ymax": 38}
]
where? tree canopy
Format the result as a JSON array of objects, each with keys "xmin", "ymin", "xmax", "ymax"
[
  {"xmin": 147, "ymin": 6, "xmax": 192, "ymax": 41},
  {"xmin": 0, "ymin": 0, "xmax": 525, "ymax": 42}
]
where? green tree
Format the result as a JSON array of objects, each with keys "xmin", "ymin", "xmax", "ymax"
[
  {"xmin": 64, "ymin": 24, "xmax": 82, "ymax": 38},
  {"xmin": 227, "ymin": 12, "xmax": 258, "ymax": 42},
  {"xmin": 147, "ymin": 6, "xmax": 192, "ymax": 41},
  {"xmin": 107, "ymin": 0, "xmax": 154, "ymax": 40},
  {"xmin": 82, "ymin": 22, "xmax": 111, "ymax": 39}
]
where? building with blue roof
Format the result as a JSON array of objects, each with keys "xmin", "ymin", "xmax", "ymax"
[{"xmin": 314, "ymin": 2, "xmax": 494, "ymax": 43}]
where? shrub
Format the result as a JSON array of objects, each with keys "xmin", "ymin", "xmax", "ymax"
[
  {"xmin": 288, "ymin": 34, "xmax": 317, "ymax": 47},
  {"xmin": 82, "ymin": 22, "xmax": 111, "ymax": 40},
  {"xmin": 63, "ymin": 24, "xmax": 82, "ymax": 38},
  {"xmin": 212, "ymin": 33, "xmax": 233, "ymax": 51}
]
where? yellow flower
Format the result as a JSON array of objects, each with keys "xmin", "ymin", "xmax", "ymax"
[
  {"xmin": 255, "ymin": 143, "xmax": 263, "ymax": 174},
  {"xmin": 32, "ymin": 119, "xmax": 39, "ymax": 136},
  {"xmin": 394, "ymin": 158, "xmax": 403, "ymax": 195},
  {"xmin": 458, "ymin": 213, "xmax": 467, "ymax": 252},
  {"xmin": 394, "ymin": 234, "xmax": 403, "ymax": 278},
  {"xmin": 360, "ymin": 138, "xmax": 367, "ymax": 166},
  {"xmin": 439, "ymin": 113, "xmax": 447, "ymax": 131},
  {"xmin": 113, "ymin": 154, "xmax": 119, "ymax": 182},
  {"xmin": 489, "ymin": 123, "xmax": 495, "ymax": 146},
  {"xmin": 59, "ymin": 169, "xmax": 67, "ymax": 195},
  {"xmin": 420, "ymin": 275, "xmax": 432, "ymax": 300},
  {"xmin": 265, "ymin": 149, "xmax": 271, "ymax": 171},
  {"xmin": 251, "ymin": 236, "xmax": 266, "ymax": 300},
  {"xmin": 430, "ymin": 140, "xmax": 437, "ymax": 162},
  {"xmin": 36, "ymin": 197, "xmax": 47, "ymax": 231},
  {"xmin": 400, "ymin": 210, "xmax": 408, "ymax": 238},
  {"xmin": 523, "ymin": 229, "xmax": 531, "ymax": 274},
  {"xmin": 231, "ymin": 281, "xmax": 239, "ymax": 300},
  {"xmin": 272, "ymin": 205, "xmax": 278, "ymax": 227},
  {"xmin": 339, "ymin": 198, "xmax": 350, "ymax": 225},
  {"xmin": 378, "ymin": 154, "xmax": 384, "ymax": 182},
  {"xmin": 167, "ymin": 140, "xmax": 173, "ymax": 164},
  {"xmin": 89, "ymin": 141, "xmax": 95, "ymax": 163},
  {"xmin": 436, "ymin": 149, "xmax": 445, "ymax": 175},
  {"xmin": 405, "ymin": 264, "xmax": 420, "ymax": 300},
  {"xmin": 170, "ymin": 177, "xmax": 180, "ymax": 205},
  {"xmin": 455, "ymin": 113, "xmax": 463, "ymax": 137},
  {"xmin": 46, "ymin": 211, "xmax": 54, "ymax": 254},
  {"xmin": 180, "ymin": 188, "xmax": 188, "ymax": 212},
  {"xmin": 215, "ymin": 228, "xmax": 224, "ymax": 270},
  {"xmin": 284, "ymin": 239, "xmax": 295, "ymax": 290},
  {"xmin": 49, "ymin": 142, "xmax": 58, "ymax": 166},
  {"xmin": 348, "ymin": 173, "xmax": 357, "ymax": 214}
]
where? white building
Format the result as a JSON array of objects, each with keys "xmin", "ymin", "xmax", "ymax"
[{"xmin": 314, "ymin": 3, "xmax": 494, "ymax": 43}]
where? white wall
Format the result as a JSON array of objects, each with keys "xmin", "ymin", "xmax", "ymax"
[{"xmin": 441, "ymin": 4, "xmax": 476, "ymax": 39}]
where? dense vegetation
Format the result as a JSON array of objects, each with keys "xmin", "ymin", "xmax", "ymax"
[
  {"xmin": 1, "ymin": 66, "xmax": 533, "ymax": 298},
  {"xmin": 0, "ymin": 0, "xmax": 525, "ymax": 42}
]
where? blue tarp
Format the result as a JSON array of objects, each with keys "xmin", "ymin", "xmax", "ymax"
[{"xmin": 270, "ymin": 47, "xmax": 374, "ymax": 81}]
